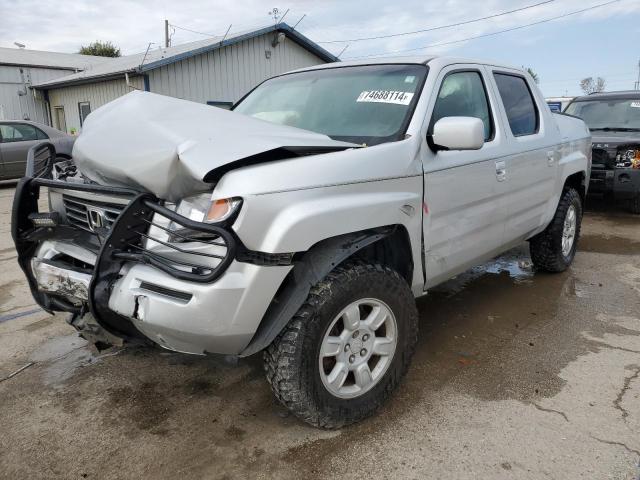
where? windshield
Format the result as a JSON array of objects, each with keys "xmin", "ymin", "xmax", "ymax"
[
  {"xmin": 565, "ymin": 99, "xmax": 640, "ymax": 131},
  {"xmin": 233, "ymin": 64, "xmax": 428, "ymax": 146}
]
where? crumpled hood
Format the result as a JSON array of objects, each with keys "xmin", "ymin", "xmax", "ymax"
[{"xmin": 73, "ymin": 91, "xmax": 358, "ymax": 201}]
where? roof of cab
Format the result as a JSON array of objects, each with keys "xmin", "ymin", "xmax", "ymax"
[{"xmin": 285, "ymin": 55, "xmax": 522, "ymax": 74}]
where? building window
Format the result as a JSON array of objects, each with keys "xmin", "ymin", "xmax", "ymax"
[
  {"xmin": 207, "ymin": 101, "xmax": 233, "ymax": 110},
  {"xmin": 78, "ymin": 102, "xmax": 91, "ymax": 126},
  {"xmin": 53, "ymin": 106, "xmax": 66, "ymax": 133}
]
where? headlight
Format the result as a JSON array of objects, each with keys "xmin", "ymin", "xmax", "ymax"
[
  {"xmin": 175, "ymin": 193, "xmax": 242, "ymax": 224},
  {"xmin": 168, "ymin": 193, "xmax": 242, "ymax": 242}
]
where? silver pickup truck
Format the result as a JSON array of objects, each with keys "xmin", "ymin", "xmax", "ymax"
[{"xmin": 12, "ymin": 56, "xmax": 591, "ymax": 428}]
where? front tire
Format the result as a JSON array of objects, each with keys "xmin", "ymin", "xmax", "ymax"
[
  {"xmin": 264, "ymin": 261, "xmax": 418, "ymax": 429},
  {"xmin": 529, "ymin": 187, "xmax": 583, "ymax": 272}
]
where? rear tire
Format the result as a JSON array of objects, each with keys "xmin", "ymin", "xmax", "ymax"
[
  {"xmin": 529, "ymin": 188, "xmax": 582, "ymax": 272},
  {"xmin": 264, "ymin": 261, "xmax": 418, "ymax": 429}
]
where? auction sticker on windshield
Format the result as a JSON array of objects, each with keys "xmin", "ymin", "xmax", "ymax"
[{"xmin": 357, "ymin": 90, "xmax": 414, "ymax": 105}]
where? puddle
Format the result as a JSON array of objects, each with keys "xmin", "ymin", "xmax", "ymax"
[
  {"xmin": 617, "ymin": 263, "xmax": 640, "ymax": 294},
  {"xmin": 42, "ymin": 348, "xmax": 96, "ymax": 386},
  {"xmin": 566, "ymin": 278, "xmax": 591, "ymax": 298},
  {"xmin": 579, "ymin": 234, "xmax": 640, "ymax": 255},
  {"xmin": 0, "ymin": 280, "xmax": 22, "ymax": 308},
  {"xmin": 480, "ymin": 255, "xmax": 534, "ymax": 283},
  {"xmin": 29, "ymin": 334, "xmax": 88, "ymax": 363},
  {"xmin": 408, "ymin": 243, "xmax": 577, "ymax": 406},
  {"xmin": 430, "ymin": 247, "xmax": 535, "ymax": 297},
  {"xmin": 29, "ymin": 334, "xmax": 98, "ymax": 386}
]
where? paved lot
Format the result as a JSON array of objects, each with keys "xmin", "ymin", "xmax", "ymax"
[{"xmin": 0, "ymin": 183, "xmax": 639, "ymax": 480}]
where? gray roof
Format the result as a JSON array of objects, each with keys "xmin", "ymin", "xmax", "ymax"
[
  {"xmin": 0, "ymin": 47, "xmax": 109, "ymax": 70},
  {"xmin": 33, "ymin": 23, "xmax": 338, "ymax": 89}
]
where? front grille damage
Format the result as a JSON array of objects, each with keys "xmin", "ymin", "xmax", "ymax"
[{"xmin": 62, "ymin": 195, "xmax": 123, "ymax": 232}]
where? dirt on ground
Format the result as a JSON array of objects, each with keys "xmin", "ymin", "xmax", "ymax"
[{"xmin": 0, "ymin": 183, "xmax": 638, "ymax": 480}]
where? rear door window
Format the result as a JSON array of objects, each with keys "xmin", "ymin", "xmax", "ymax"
[{"xmin": 493, "ymin": 73, "xmax": 539, "ymax": 136}]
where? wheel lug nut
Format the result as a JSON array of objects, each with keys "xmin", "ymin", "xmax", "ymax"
[
  {"xmin": 349, "ymin": 354, "xmax": 356, "ymax": 363},
  {"xmin": 362, "ymin": 334, "xmax": 369, "ymax": 341},
  {"xmin": 360, "ymin": 349, "xmax": 367, "ymax": 356},
  {"xmin": 344, "ymin": 344, "xmax": 350, "ymax": 352},
  {"xmin": 352, "ymin": 330, "xmax": 359, "ymax": 338}
]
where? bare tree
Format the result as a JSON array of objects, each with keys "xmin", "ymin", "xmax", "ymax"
[
  {"xmin": 580, "ymin": 77, "xmax": 606, "ymax": 95},
  {"xmin": 525, "ymin": 67, "xmax": 539, "ymax": 84}
]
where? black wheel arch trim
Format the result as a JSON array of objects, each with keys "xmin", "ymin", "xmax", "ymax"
[{"xmin": 239, "ymin": 226, "xmax": 396, "ymax": 357}]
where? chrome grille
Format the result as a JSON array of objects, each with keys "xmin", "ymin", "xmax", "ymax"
[{"xmin": 62, "ymin": 195, "xmax": 125, "ymax": 232}]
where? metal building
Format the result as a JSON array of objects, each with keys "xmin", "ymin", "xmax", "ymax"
[
  {"xmin": 0, "ymin": 48, "xmax": 106, "ymax": 124},
  {"xmin": 32, "ymin": 24, "xmax": 337, "ymax": 134}
]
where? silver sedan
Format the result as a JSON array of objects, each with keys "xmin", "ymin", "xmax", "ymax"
[{"xmin": 0, "ymin": 120, "xmax": 75, "ymax": 180}]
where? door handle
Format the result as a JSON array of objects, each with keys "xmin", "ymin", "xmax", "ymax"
[
  {"xmin": 495, "ymin": 160, "xmax": 506, "ymax": 182},
  {"xmin": 547, "ymin": 151, "xmax": 555, "ymax": 166}
]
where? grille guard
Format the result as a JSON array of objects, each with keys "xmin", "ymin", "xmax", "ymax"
[{"xmin": 101, "ymin": 196, "xmax": 237, "ymax": 284}]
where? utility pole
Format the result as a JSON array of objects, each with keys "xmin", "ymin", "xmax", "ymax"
[
  {"xmin": 635, "ymin": 58, "xmax": 640, "ymax": 90},
  {"xmin": 164, "ymin": 19, "xmax": 170, "ymax": 48}
]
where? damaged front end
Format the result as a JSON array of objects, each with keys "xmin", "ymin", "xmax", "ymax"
[{"xmin": 12, "ymin": 143, "xmax": 291, "ymax": 354}]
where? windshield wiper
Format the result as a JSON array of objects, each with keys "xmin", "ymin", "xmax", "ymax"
[{"xmin": 590, "ymin": 127, "xmax": 640, "ymax": 132}]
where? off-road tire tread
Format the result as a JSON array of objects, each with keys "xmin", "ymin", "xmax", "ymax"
[
  {"xmin": 264, "ymin": 261, "xmax": 418, "ymax": 429},
  {"xmin": 529, "ymin": 187, "xmax": 582, "ymax": 272}
]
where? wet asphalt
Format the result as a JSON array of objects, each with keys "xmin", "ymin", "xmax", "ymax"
[{"xmin": 0, "ymin": 183, "xmax": 638, "ymax": 480}]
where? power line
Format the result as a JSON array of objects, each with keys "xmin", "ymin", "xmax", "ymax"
[
  {"xmin": 169, "ymin": 19, "xmax": 274, "ymax": 39},
  {"xmin": 343, "ymin": 0, "xmax": 622, "ymax": 60},
  {"xmin": 169, "ymin": 23, "xmax": 219, "ymax": 38},
  {"xmin": 318, "ymin": 0, "xmax": 555, "ymax": 44}
]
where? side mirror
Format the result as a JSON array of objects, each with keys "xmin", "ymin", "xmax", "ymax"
[{"xmin": 431, "ymin": 116, "xmax": 485, "ymax": 151}]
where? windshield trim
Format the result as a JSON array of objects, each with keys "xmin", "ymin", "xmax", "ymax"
[{"xmin": 232, "ymin": 63, "xmax": 430, "ymax": 145}]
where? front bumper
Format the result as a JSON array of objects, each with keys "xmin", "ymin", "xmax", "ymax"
[
  {"xmin": 27, "ymin": 238, "xmax": 290, "ymax": 354},
  {"xmin": 589, "ymin": 168, "xmax": 640, "ymax": 200},
  {"xmin": 12, "ymin": 147, "xmax": 292, "ymax": 355}
]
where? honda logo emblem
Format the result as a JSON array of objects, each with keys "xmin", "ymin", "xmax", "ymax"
[{"xmin": 87, "ymin": 207, "xmax": 106, "ymax": 231}]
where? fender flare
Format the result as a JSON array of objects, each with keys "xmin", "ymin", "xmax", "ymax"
[{"xmin": 239, "ymin": 226, "xmax": 395, "ymax": 357}]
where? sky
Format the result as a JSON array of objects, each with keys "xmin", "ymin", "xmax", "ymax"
[{"xmin": 1, "ymin": 0, "xmax": 639, "ymax": 96}]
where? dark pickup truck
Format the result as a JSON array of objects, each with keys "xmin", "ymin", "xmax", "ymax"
[{"xmin": 565, "ymin": 91, "xmax": 640, "ymax": 213}]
